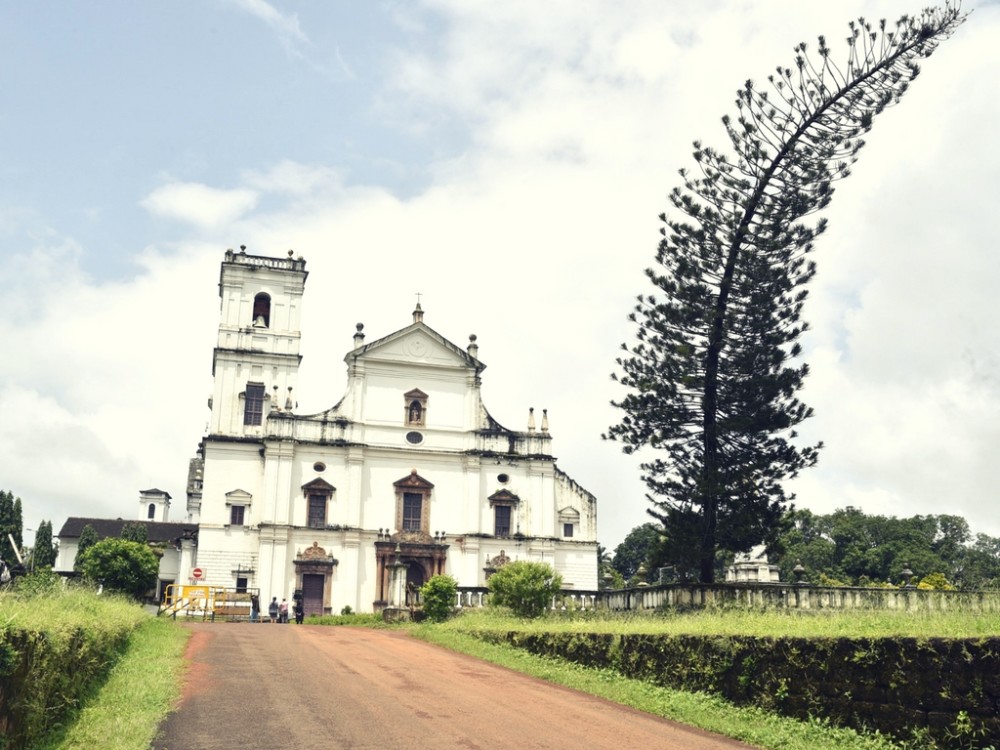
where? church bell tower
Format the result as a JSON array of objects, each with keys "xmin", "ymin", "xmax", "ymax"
[{"xmin": 208, "ymin": 247, "xmax": 308, "ymax": 436}]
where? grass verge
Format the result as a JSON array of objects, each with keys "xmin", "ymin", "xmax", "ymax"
[
  {"xmin": 34, "ymin": 616, "xmax": 189, "ymax": 750},
  {"xmin": 438, "ymin": 606, "xmax": 1000, "ymax": 639},
  {"xmin": 413, "ymin": 612, "xmax": 910, "ymax": 750}
]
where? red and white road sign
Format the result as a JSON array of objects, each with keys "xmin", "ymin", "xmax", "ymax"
[{"xmin": 191, "ymin": 567, "xmax": 205, "ymax": 580}]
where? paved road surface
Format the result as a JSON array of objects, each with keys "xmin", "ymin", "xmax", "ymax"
[{"xmin": 154, "ymin": 623, "xmax": 756, "ymax": 750}]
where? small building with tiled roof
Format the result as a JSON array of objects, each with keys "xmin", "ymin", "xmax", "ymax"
[{"xmin": 56, "ymin": 514, "xmax": 198, "ymax": 599}]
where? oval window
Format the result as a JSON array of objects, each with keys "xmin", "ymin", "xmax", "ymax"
[
  {"xmin": 497, "ymin": 473, "xmax": 509, "ymax": 483},
  {"xmin": 313, "ymin": 462, "xmax": 326, "ymax": 472},
  {"xmin": 405, "ymin": 431, "xmax": 424, "ymax": 445}
]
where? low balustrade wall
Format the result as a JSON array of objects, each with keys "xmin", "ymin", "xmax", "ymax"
[{"xmin": 455, "ymin": 582, "xmax": 1000, "ymax": 613}]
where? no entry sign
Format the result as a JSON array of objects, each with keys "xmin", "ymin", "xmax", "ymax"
[{"xmin": 191, "ymin": 567, "xmax": 205, "ymax": 580}]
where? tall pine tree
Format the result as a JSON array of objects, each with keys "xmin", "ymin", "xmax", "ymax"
[
  {"xmin": 74, "ymin": 523, "xmax": 99, "ymax": 573},
  {"xmin": 606, "ymin": 4, "xmax": 966, "ymax": 583},
  {"xmin": 32, "ymin": 520, "xmax": 57, "ymax": 569},
  {"xmin": 0, "ymin": 490, "xmax": 23, "ymax": 561}
]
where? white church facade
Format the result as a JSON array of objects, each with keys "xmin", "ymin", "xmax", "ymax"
[{"xmin": 184, "ymin": 248, "xmax": 598, "ymax": 614}]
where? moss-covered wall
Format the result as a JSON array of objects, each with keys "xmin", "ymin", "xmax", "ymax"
[{"xmin": 479, "ymin": 630, "xmax": 1000, "ymax": 748}]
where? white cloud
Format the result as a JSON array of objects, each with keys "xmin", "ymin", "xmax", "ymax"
[
  {"xmin": 141, "ymin": 183, "xmax": 259, "ymax": 228},
  {"xmin": 223, "ymin": 0, "xmax": 309, "ymax": 50}
]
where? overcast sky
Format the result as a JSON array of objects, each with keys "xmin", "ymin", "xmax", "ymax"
[{"xmin": 2, "ymin": 1, "xmax": 998, "ymax": 557}]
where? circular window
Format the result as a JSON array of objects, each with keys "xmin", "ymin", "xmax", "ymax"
[
  {"xmin": 313, "ymin": 462, "xmax": 326, "ymax": 472},
  {"xmin": 497, "ymin": 473, "xmax": 509, "ymax": 483},
  {"xmin": 405, "ymin": 431, "xmax": 424, "ymax": 445}
]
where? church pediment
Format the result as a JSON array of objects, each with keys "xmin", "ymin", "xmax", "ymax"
[
  {"xmin": 558, "ymin": 506, "xmax": 581, "ymax": 522},
  {"xmin": 488, "ymin": 489, "xmax": 520, "ymax": 506},
  {"xmin": 393, "ymin": 469, "xmax": 435, "ymax": 490},
  {"xmin": 301, "ymin": 477, "xmax": 336, "ymax": 494},
  {"xmin": 349, "ymin": 322, "xmax": 484, "ymax": 372},
  {"xmin": 225, "ymin": 489, "xmax": 253, "ymax": 505}
]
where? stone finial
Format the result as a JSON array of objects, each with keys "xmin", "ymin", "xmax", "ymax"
[
  {"xmin": 354, "ymin": 322, "xmax": 365, "ymax": 348},
  {"xmin": 287, "ymin": 249, "xmax": 294, "ymax": 257},
  {"xmin": 541, "ymin": 408, "xmax": 549, "ymax": 433},
  {"xmin": 412, "ymin": 302, "xmax": 424, "ymax": 324},
  {"xmin": 272, "ymin": 385, "xmax": 280, "ymax": 411},
  {"xmin": 285, "ymin": 387, "xmax": 293, "ymax": 410},
  {"xmin": 468, "ymin": 334, "xmax": 479, "ymax": 359},
  {"xmin": 527, "ymin": 407, "xmax": 536, "ymax": 432}
]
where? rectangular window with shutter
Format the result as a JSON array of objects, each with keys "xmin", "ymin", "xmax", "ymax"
[
  {"xmin": 403, "ymin": 492, "xmax": 422, "ymax": 531},
  {"xmin": 495, "ymin": 506, "xmax": 511, "ymax": 537},
  {"xmin": 244, "ymin": 383, "xmax": 265, "ymax": 425}
]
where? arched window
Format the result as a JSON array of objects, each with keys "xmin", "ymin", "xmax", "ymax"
[
  {"xmin": 147, "ymin": 503, "xmax": 156, "ymax": 520},
  {"xmin": 252, "ymin": 293, "xmax": 271, "ymax": 328}
]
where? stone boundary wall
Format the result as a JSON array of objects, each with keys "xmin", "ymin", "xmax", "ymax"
[
  {"xmin": 476, "ymin": 630, "xmax": 1000, "ymax": 748},
  {"xmin": 456, "ymin": 583, "xmax": 1000, "ymax": 613},
  {"xmin": 597, "ymin": 583, "xmax": 1000, "ymax": 612}
]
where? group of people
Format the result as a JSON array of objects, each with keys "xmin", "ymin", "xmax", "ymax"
[{"xmin": 249, "ymin": 593, "xmax": 304, "ymax": 623}]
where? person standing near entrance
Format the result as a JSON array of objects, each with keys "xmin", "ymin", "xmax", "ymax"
[
  {"xmin": 250, "ymin": 593, "xmax": 260, "ymax": 622},
  {"xmin": 268, "ymin": 596, "xmax": 278, "ymax": 623},
  {"xmin": 279, "ymin": 598, "xmax": 289, "ymax": 623}
]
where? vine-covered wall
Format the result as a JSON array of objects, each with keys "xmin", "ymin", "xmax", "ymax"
[{"xmin": 478, "ymin": 630, "xmax": 1000, "ymax": 748}]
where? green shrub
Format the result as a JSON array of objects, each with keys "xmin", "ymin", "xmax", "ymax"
[
  {"xmin": 917, "ymin": 572, "xmax": 955, "ymax": 590},
  {"xmin": 78, "ymin": 538, "xmax": 158, "ymax": 600},
  {"xmin": 487, "ymin": 561, "xmax": 562, "ymax": 618},
  {"xmin": 420, "ymin": 575, "xmax": 457, "ymax": 622}
]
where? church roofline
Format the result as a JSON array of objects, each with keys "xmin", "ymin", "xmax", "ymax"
[{"xmin": 221, "ymin": 246, "xmax": 307, "ymax": 275}]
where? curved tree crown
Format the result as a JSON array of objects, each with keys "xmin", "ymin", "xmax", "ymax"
[{"xmin": 606, "ymin": 4, "xmax": 966, "ymax": 583}]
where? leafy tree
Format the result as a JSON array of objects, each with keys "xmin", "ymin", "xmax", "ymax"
[
  {"xmin": 32, "ymin": 520, "xmax": 57, "ymax": 569},
  {"xmin": 775, "ymin": 507, "xmax": 1000, "ymax": 589},
  {"xmin": 0, "ymin": 490, "xmax": 23, "ymax": 561},
  {"xmin": 612, "ymin": 523, "xmax": 661, "ymax": 581},
  {"xmin": 960, "ymin": 534, "xmax": 1000, "ymax": 590},
  {"xmin": 120, "ymin": 522, "xmax": 148, "ymax": 544},
  {"xmin": 487, "ymin": 561, "xmax": 562, "ymax": 618},
  {"xmin": 597, "ymin": 545, "xmax": 627, "ymax": 589},
  {"xmin": 74, "ymin": 524, "xmax": 99, "ymax": 572},
  {"xmin": 420, "ymin": 574, "xmax": 458, "ymax": 622},
  {"xmin": 606, "ymin": 5, "xmax": 966, "ymax": 582},
  {"xmin": 78, "ymin": 538, "xmax": 159, "ymax": 600}
]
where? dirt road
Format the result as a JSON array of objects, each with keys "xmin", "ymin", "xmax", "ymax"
[{"xmin": 154, "ymin": 622, "xmax": 756, "ymax": 750}]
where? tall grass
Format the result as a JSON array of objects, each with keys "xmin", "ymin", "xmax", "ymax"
[
  {"xmin": 1, "ymin": 584, "xmax": 147, "ymax": 636},
  {"xmin": 440, "ymin": 606, "xmax": 1000, "ymax": 639}
]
